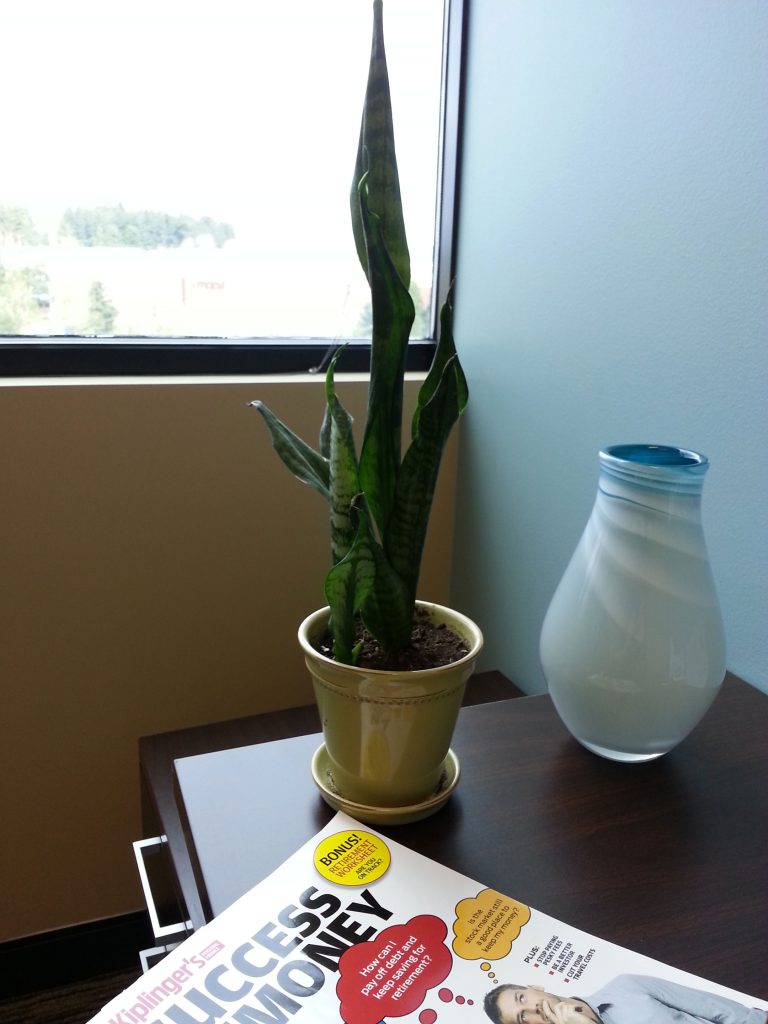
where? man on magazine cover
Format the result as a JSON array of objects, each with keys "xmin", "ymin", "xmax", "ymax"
[{"xmin": 483, "ymin": 976, "xmax": 768, "ymax": 1024}]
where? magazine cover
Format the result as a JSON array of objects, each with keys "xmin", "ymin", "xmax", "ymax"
[{"xmin": 90, "ymin": 811, "xmax": 767, "ymax": 1024}]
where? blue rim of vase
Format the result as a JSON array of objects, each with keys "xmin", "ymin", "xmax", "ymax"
[{"xmin": 599, "ymin": 444, "xmax": 709, "ymax": 491}]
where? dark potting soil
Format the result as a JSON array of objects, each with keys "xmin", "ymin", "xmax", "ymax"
[{"xmin": 313, "ymin": 609, "xmax": 470, "ymax": 671}]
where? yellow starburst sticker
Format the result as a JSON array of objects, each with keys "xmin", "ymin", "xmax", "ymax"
[{"xmin": 314, "ymin": 830, "xmax": 391, "ymax": 886}]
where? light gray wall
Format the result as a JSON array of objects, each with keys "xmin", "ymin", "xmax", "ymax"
[{"xmin": 451, "ymin": 0, "xmax": 767, "ymax": 693}]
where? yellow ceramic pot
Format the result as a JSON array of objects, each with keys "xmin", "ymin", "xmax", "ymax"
[{"xmin": 298, "ymin": 601, "xmax": 483, "ymax": 810}]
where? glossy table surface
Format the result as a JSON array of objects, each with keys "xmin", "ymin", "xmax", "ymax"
[{"xmin": 142, "ymin": 672, "xmax": 767, "ymax": 999}]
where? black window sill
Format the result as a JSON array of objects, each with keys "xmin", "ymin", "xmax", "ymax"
[{"xmin": 0, "ymin": 339, "xmax": 436, "ymax": 378}]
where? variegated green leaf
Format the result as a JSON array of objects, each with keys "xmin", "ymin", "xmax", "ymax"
[
  {"xmin": 325, "ymin": 351, "xmax": 361, "ymax": 565},
  {"xmin": 250, "ymin": 401, "xmax": 329, "ymax": 499},
  {"xmin": 411, "ymin": 287, "xmax": 468, "ymax": 440},
  {"xmin": 350, "ymin": 0, "xmax": 410, "ymax": 288},
  {"xmin": 325, "ymin": 515, "xmax": 412, "ymax": 660},
  {"xmin": 319, "ymin": 404, "xmax": 332, "ymax": 461},
  {"xmin": 358, "ymin": 536, "xmax": 413, "ymax": 653},
  {"xmin": 324, "ymin": 518, "xmax": 376, "ymax": 663},
  {"xmin": 357, "ymin": 183, "xmax": 414, "ymax": 539},
  {"xmin": 386, "ymin": 308, "xmax": 468, "ymax": 602},
  {"xmin": 324, "ymin": 547, "xmax": 362, "ymax": 665}
]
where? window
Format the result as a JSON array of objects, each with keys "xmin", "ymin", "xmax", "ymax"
[{"xmin": 0, "ymin": 0, "xmax": 464, "ymax": 376}]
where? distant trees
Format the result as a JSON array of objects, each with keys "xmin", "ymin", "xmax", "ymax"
[
  {"xmin": 0, "ymin": 265, "xmax": 50, "ymax": 333},
  {"xmin": 0, "ymin": 205, "xmax": 46, "ymax": 246},
  {"xmin": 0, "ymin": 205, "xmax": 50, "ymax": 331},
  {"xmin": 59, "ymin": 205, "xmax": 235, "ymax": 249},
  {"xmin": 0, "ymin": 203, "xmax": 234, "ymax": 250},
  {"xmin": 84, "ymin": 281, "xmax": 117, "ymax": 335},
  {"xmin": 0, "ymin": 202, "xmax": 234, "ymax": 334}
]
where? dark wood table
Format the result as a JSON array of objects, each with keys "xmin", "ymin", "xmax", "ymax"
[{"xmin": 139, "ymin": 671, "xmax": 767, "ymax": 999}]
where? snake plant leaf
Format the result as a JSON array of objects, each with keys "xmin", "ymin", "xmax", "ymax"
[
  {"xmin": 325, "ymin": 351, "xmax": 361, "ymax": 565},
  {"xmin": 357, "ymin": 182, "xmax": 415, "ymax": 539},
  {"xmin": 319, "ymin": 404, "xmax": 332, "ymax": 461},
  {"xmin": 250, "ymin": 400, "xmax": 330, "ymax": 499},
  {"xmin": 325, "ymin": 514, "xmax": 412, "ymax": 661},
  {"xmin": 350, "ymin": 0, "xmax": 410, "ymax": 289},
  {"xmin": 358, "ymin": 535, "xmax": 413, "ymax": 653},
  {"xmin": 385, "ymin": 304, "xmax": 468, "ymax": 601},
  {"xmin": 411, "ymin": 287, "xmax": 467, "ymax": 440},
  {"xmin": 324, "ymin": 541, "xmax": 364, "ymax": 665},
  {"xmin": 324, "ymin": 516, "xmax": 378, "ymax": 663}
]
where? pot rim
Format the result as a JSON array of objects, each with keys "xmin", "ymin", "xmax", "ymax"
[{"xmin": 298, "ymin": 600, "xmax": 483, "ymax": 677}]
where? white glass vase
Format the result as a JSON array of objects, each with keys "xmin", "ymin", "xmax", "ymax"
[{"xmin": 540, "ymin": 444, "xmax": 726, "ymax": 762}]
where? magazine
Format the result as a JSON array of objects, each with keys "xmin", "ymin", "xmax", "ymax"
[{"xmin": 90, "ymin": 811, "xmax": 767, "ymax": 1024}]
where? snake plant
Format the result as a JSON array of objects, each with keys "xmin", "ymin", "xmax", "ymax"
[{"xmin": 251, "ymin": 0, "xmax": 467, "ymax": 665}]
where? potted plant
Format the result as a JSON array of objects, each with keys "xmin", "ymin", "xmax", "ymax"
[{"xmin": 251, "ymin": 0, "xmax": 482, "ymax": 820}]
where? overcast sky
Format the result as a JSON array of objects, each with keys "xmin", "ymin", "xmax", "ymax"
[{"xmin": 3, "ymin": 0, "xmax": 443, "ymax": 271}]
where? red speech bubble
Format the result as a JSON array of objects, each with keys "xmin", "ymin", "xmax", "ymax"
[{"xmin": 337, "ymin": 915, "xmax": 452, "ymax": 1024}]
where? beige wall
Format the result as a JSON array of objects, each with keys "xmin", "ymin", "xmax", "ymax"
[{"xmin": 0, "ymin": 375, "xmax": 457, "ymax": 941}]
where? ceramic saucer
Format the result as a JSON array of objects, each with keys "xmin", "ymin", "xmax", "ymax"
[{"xmin": 310, "ymin": 745, "xmax": 460, "ymax": 826}]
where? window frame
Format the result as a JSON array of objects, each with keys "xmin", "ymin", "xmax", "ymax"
[{"xmin": 0, "ymin": 0, "xmax": 466, "ymax": 379}]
